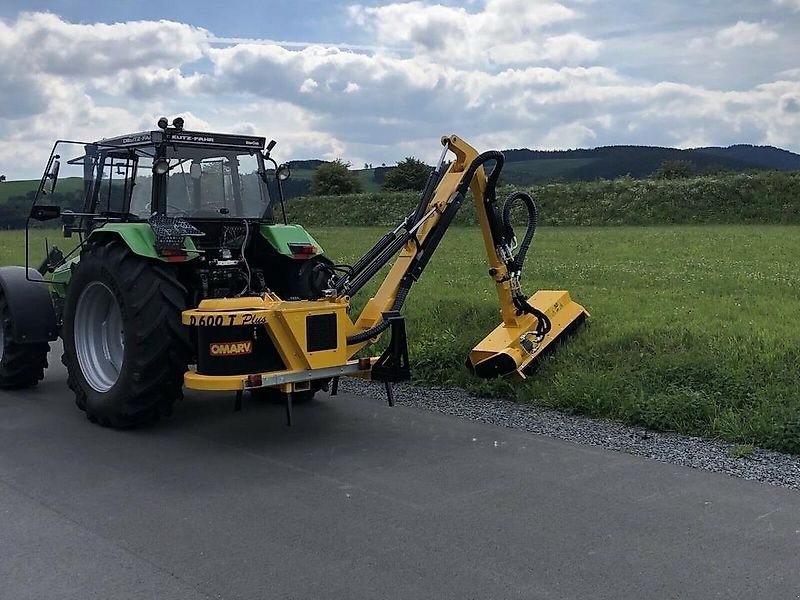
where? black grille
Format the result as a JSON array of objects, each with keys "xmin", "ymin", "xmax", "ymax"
[
  {"xmin": 148, "ymin": 215, "xmax": 204, "ymax": 252},
  {"xmin": 306, "ymin": 313, "xmax": 337, "ymax": 352}
]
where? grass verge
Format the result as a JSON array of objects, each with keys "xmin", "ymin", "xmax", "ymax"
[{"xmin": 310, "ymin": 225, "xmax": 800, "ymax": 453}]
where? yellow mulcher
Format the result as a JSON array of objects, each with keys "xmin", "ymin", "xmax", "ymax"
[{"xmin": 182, "ymin": 134, "xmax": 588, "ymax": 423}]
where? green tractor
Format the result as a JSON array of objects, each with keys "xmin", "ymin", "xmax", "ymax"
[{"xmin": 0, "ymin": 118, "xmax": 332, "ymax": 427}]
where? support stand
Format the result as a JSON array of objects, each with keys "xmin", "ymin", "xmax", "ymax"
[
  {"xmin": 331, "ymin": 376, "xmax": 339, "ymax": 396},
  {"xmin": 285, "ymin": 392, "xmax": 294, "ymax": 427},
  {"xmin": 384, "ymin": 382, "xmax": 395, "ymax": 407},
  {"xmin": 234, "ymin": 390, "xmax": 243, "ymax": 412},
  {"xmin": 371, "ymin": 312, "xmax": 411, "ymax": 407}
]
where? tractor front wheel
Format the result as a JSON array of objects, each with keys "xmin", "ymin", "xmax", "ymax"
[
  {"xmin": 62, "ymin": 241, "xmax": 190, "ymax": 428},
  {"xmin": 0, "ymin": 294, "xmax": 49, "ymax": 389}
]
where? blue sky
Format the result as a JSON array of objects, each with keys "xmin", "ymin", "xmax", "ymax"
[{"xmin": 1, "ymin": 0, "xmax": 799, "ymax": 178}]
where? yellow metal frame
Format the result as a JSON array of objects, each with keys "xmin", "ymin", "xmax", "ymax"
[{"xmin": 182, "ymin": 134, "xmax": 588, "ymax": 391}]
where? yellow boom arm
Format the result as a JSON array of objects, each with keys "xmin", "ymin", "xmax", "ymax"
[{"xmin": 343, "ymin": 134, "xmax": 587, "ymax": 379}]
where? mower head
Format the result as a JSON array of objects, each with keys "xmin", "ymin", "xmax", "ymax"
[{"xmin": 468, "ymin": 290, "xmax": 588, "ymax": 379}]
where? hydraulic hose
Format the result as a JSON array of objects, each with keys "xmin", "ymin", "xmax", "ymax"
[
  {"xmin": 501, "ymin": 190, "xmax": 537, "ymax": 273},
  {"xmin": 498, "ymin": 190, "xmax": 551, "ymax": 337},
  {"xmin": 513, "ymin": 294, "xmax": 551, "ymax": 338},
  {"xmin": 455, "ymin": 150, "xmax": 504, "ymax": 198},
  {"xmin": 453, "ymin": 150, "xmax": 507, "ymax": 250},
  {"xmin": 346, "ymin": 280, "xmax": 411, "ymax": 345}
]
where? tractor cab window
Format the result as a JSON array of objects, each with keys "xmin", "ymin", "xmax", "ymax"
[
  {"xmin": 162, "ymin": 150, "xmax": 271, "ymax": 219},
  {"xmin": 129, "ymin": 156, "xmax": 154, "ymax": 217},
  {"xmin": 95, "ymin": 153, "xmax": 138, "ymax": 215}
]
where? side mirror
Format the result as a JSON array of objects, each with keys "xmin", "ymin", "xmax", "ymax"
[
  {"xmin": 46, "ymin": 158, "xmax": 60, "ymax": 194},
  {"xmin": 190, "ymin": 163, "xmax": 202, "ymax": 179},
  {"xmin": 276, "ymin": 163, "xmax": 291, "ymax": 181},
  {"xmin": 30, "ymin": 204, "xmax": 62, "ymax": 221}
]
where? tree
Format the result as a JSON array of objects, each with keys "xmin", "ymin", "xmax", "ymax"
[
  {"xmin": 382, "ymin": 156, "xmax": 432, "ymax": 191},
  {"xmin": 310, "ymin": 159, "xmax": 362, "ymax": 196},
  {"xmin": 652, "ymin": 160, "xmax": 695, "ymax": 179},
  {"xmin": 0, "ymin": 175, "xmax": 6, "ymax": 182}
]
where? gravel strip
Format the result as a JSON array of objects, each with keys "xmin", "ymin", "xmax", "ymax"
[{"xmin": 339, "ymin": 378, "xmax": 800, "ymax": 490}]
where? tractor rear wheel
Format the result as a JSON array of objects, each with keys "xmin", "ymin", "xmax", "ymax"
[
  {"xmin": 0, "ymin": 294, "xmax": 49, "ymax": 389},
  {"xmin": 62, "ymin": 241, "xmax": 190, "ymax": 428}
]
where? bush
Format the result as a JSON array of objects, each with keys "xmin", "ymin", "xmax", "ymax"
[
  {"xmin": 288, "ymin": 171, "xmax": 800, "ymax": 227},
  {"xmin": 310, "ymin": 159, "xmax": 362, "ymax": 196},
  {"xmin": 383, "ymin": 157, "xmax": 431, "ymax": 191},
  {"xmin": 652, "ymin": 160, "xmax": 695, "ymax": 179}
]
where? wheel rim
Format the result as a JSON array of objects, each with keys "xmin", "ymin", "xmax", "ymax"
[
  {"xmin": 74, "ymin": 282, "xmax": 124, "ymax": 392},
  {"xmin": 0, "ymin": 317, "xmax": 5, "ymax": 363}
]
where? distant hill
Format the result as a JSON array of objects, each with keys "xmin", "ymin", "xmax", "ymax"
[
  {"xmin": 497, "ymin": 145, "xmax": 799, "ymax": 185},
  {"xmin": 694, "ymin": 145, "xmax": 800, "ymax": 171},
  {"xmin": 2, "ymin": 145, "xmax": 798, "ymax": 212},
  {"xmin": 300, "ymin": 144, "xmax": 800, "ymax": 195}
]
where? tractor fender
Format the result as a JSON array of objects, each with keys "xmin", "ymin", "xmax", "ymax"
[
  {"xmin": 0, "ymin": 266, "xmax": 58, "ymax": 343},
  {"xmin": 259, "ymin": 224, "xmax": 324, "ymax": 258},
  {"xmin": 88, "ymin": 223, "xmax": 199, "ymax": 262}
]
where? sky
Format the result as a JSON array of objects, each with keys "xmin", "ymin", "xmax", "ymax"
[{"xmin": 0, "ymin": 0, "xmax": 799, "ymax": 179}]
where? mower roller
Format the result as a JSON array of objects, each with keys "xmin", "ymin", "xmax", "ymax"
[{"xmin": 0, "ymin": 120, "xmax": 587, "ymax": 428}]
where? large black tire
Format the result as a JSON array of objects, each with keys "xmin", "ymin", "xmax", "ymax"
[
  {"xmin": 0, "ymin": 294, "xmax": 49, "ymax": 389},
  {"xmin": 62, "ymin": 240, "xmax": 190, "ymax": 428}
]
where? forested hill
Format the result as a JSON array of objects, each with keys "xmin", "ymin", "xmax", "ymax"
[
  {"xmin": 497, "ymin": 144, "xmax": 800, "ymax": 185},
  {"xmin": 2, "ymin": 144, "xmax": 798, "ymax": 219},
  {"xmin": 694, "ymin": 145, "xmax": 800, "ymax": 170}
]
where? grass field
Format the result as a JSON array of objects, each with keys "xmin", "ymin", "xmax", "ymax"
[
  {"xmin": 1, "ymin": 225, "xmax": 798, "ymax": 452},
  {"xmin": 0, "ymin": 177, "xmax": 84, "ymax": 204}
]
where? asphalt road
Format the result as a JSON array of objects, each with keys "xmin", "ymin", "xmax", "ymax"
[{"xmin": 1, "ymin": 347, "xmax": 799, "ymax": 600}]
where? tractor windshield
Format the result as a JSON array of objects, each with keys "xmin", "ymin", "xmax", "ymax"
[{"xmin": 130, "ymin": 149, "xmax": 271, "ymax": 220}]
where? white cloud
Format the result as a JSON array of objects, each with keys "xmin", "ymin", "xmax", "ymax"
[
  {"xmin": 0, "ymin": 6, "xmax": 799, "ymax": 179},
  {"xmin": 774, "ymin": 0, "xmax": 800, "ymax": 11},
  {"xmin": 539, "ymin": 122, "xmax": 597, "ymax": 149},
  {"xmin": 4, "ymin": 12, "xmax": 207, "ymax": 77},
  {"xmin": 347, "ymin": 0, "xmax": 594, "ymax": 67},
  {"xmin": 299, "ymin": 78, "xmax": 319, "ymax": 93},
  {"xmin": 487, "ymin": 33, "xmax": 601, "ymax": 65},
  {"xmin": 714, "ymin": 21, "xmax": 778, "ymax": 49}
]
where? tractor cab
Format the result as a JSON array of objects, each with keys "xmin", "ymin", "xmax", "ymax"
[
  {"xmin": 29, "ymin": 121, "xmax": 288, "ymax": 236},
  {"xmin": 25, "ymin": 118, "xmax": 326, "ymax": 307}
]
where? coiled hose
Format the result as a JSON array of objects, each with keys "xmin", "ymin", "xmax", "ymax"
[
  {"xmin": 499, "ymin": 190, "xmax": 551, "ymax": 337},
  {"xmin": 501, "ymin": 191, "xmax": 536, "ymax": 272}
]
